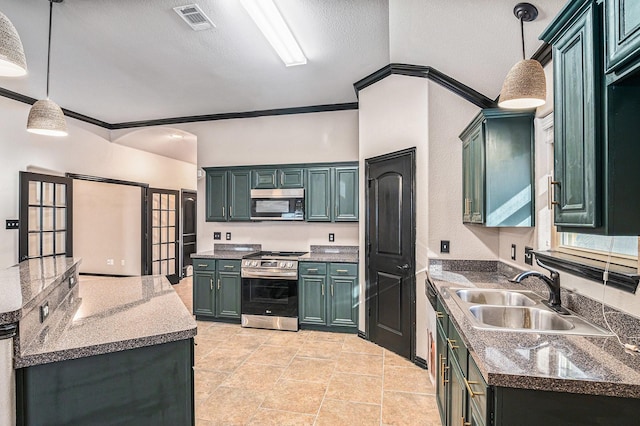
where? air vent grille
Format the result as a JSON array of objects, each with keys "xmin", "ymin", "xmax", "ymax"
[{"xmin": 173, "ymin": 4, "xmax": 215, "ymax": 31}]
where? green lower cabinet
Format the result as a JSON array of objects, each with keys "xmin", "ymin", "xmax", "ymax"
[
  {"xmin": 299, "ymin": 262, "xmax": 358, "ymax": 331},
  {"xmin": 448, "ymin": 355, "xmax": 468, "ymax": 426},
  {"xmin": 436, "ymin": 322, "xmax": 449, "ymax": 425},
  {"xmin": 193, "ymin": 259, "xmax": 241, "ymax": 321}
]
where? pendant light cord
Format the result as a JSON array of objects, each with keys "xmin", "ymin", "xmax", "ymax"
[
  {"xmin": 520, "ymin": 16, "xmax": 526, "ymax": 60},
  {"xmin": 46, "ymin": 0, "xmax": 53, "ymax": 98}
]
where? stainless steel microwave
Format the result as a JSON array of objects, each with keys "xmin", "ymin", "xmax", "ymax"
[{"xmin": 250, "ymin": 188, "xmax": 304, "ymax": 221}]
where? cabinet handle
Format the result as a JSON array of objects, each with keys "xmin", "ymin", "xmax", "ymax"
[
  {"xmin": 223, "ymin": 265, "xmax": 234, "ymax": 269},
  {"xmin": 336, "ymin": 269, "xmax": 348, "ymax": 273},
  {"xmin": 436, "ymin": 311, "xmax": 444, "ymax": 319},
  {"xmin": 222, "ymin": 206, "xmax": 225, "ymax": 217},
  {"xmin": 321, "ymin": 284, "xmax": 325, "ymax": 296},
  {"xmin": 464, "ymin": 198, "xmax": 469, "ymax": 215},
  {"xmin": 549, "ymin": 178, "xmax": 561, "ymax": 207},
  {"xmin": 464, "ymin": 378, "xmax": 485, "ymax": 398},
  {"xmin": 209, "ymin": 277, "xmax": 213, "ymax": 291},
  {"xmin": 447, "ymin": 338, "xmax": 459, "ymax": 350},
  {"xmin": 197, "ymin": 264, "xmax": 209, "ymax": 268},
  {"xmin": 280, "ymin": 173, "xmax": 284, "ymax": 186},
  {"xmin": 229, "ymin": 205, "xmax": 233, "ymax": 217},
  {"xmin": 331, "ymin": 284, "xmax": 334, "ymax": 296},
  {"xmin": 440, "ymin": 355, "xmax": 449, "ymax": 386},
  {"xmin": 307, "ymin": 268, "xmax": 318, "ymax": 272},
  {"xmin": 462, "ymin": 417, "xmax": 471, "ymax": 426},
  {"xmin": 217, "ymin": 279, "xmax": 220, "ymax": 290}
]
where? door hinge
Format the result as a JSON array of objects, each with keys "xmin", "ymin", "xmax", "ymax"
[
  {"xmin": 367, "ymin": 178, "xmax": 374, "ymax": 188},
  {"xmin": 368, "ymin": 306, "xmax": 371, "ymax": 317}
]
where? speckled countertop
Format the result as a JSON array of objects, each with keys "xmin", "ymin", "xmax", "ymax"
[
  {"xmin": 191, "ymin": 244, "xmax": 261, "ymax": 259},
  {"xmin": 15, "ymin": 275, "xmax": 197, "ymax": 368},
  {"xmin": 430, "ymin": 266, "xmax": 640, "ymax": 398},
  {"xmin": 298, "ymin": 245, "xmax": 359, "ymax": 263}
]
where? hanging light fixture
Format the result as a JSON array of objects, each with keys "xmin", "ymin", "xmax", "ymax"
[
  {"xmin": 498, "ymin": 3, "xmax": 546, "ymax": 109},
  {"xmin": 0, "ymin": 10, "xmax": 27, "ymax": 77},
  {"xmin": 27, "ymin": 0, "xmax": 67, "ymax": 137}
]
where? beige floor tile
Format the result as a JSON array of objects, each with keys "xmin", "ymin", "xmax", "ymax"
[
  {"xmin": 200, "ymin": 346, "xmax": 254, "ymax": 372},
  {"xmin": 307, "ymin": 330, "xmax": 347, "ymax": 343},
  {"xmin": 383, "ymin": 349, "xmax": 416, "ymax": 367},
  {"xmin": 197, "ymin": 386, "xmax": 265, "ymax": 423},
  {"xmin": 246, "ymin": 408, "xmax": 316, "ymax": 426},
  {"xmin": 326, "ymin": 372, "xmax": 383, "ymax": 404},
  {"xmin": 335, "ymin": 352, "xmax": 384, "ymax": 376},
  {"xmin": 265, "ymin": 331, "xmax": 309, "ymax": 347},
  {"xmin": 384, "ymin": 365, "xmax": 435, "ymax": 394},
  {"xmin": 237, "ymin": 327, "xmax": 280, "ymax": 337},
  {"xmin": 297, "ymin": 339, "xmax": 344, "ymax": 359},
  {"xmin": 194, "ymin": 419, "xmax": 214, "ymax": 426},
  {"xmin": 382, "ymin": 391, "xmax": 441, "ymax": 426},
  {"xmin": 316, "ymin": 399, "xmax": 381, "ymax": 426},
  {"xmin": 222, "ymin": 333, "xmax": 270, "ymax": 351},
  {"xmin": 343, "ymin": 335, "xmax": 384, "ymax": 355},
  {"xmin": 245, "ymin": 344, "xmax": 299, "ymax": 366},
  {"xmin": 221, "ymin": 363, "xmax": 285, "ymax": 391},
  {"xmin": 197, "ymin": 325, "xmax": 241, "ymax": 340},
  {"xmin": 262, "ymin": 379, "xmax": 327, "ymax": 414},
  {"xmin": 194, "ymin": 369, "xmax": 229, "ymax": 402},
  {"xmin": 282, "ymin": 357, "xmax": 336, "ymax": 383}
]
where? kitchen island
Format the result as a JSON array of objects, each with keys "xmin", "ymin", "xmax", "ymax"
[
  {"xmin": 2, "ymin": 256, "xmax": 197, "ymax": 425},
  {"xmin": 429, "ymin": 260, "xmax": 640, "ymax": 425}
]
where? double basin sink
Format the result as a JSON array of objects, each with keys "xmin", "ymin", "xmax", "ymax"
[{"xmin": 447, "ymin": 288, "xmax": 612, "ymax": 336}]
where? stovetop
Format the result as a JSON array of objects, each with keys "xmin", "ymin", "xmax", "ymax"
[{"xmin": 243, "ymin": 251, "xmax": 307, "ymax": 260}]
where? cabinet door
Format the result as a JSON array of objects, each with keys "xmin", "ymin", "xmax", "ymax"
[
  {"xmin": 334, "ymin": 167, "xmax": 359, "ymax": 221},
  {"xmin": 228, "ymin": 170, "xmax": 251, "ymax": 221},
  {"xmin": 205, "ymin": 170, "xmax": 227, "ymax": 222},
  {"xmin": 436, "ymin": 324, "xmax": 449, "ymax": 425},
  {"xmin": 553, "ymin": 3, "xmax": 600, "ymax": 228},
  {"xmin": 462, "ymin": 139, "xmax": 473, "ymax": 223},
  {"xmin": 193, "ymin": 271, "xmax": 215, "ymax": 317},
  {"xmin": 252, "ymin": 169, "xmax": 278, "ymax": 189},
  {"xmin": 606, "ymin": 0, "xmax": 640, "ymax": 72},
  {"xmin": 306, "ymin": 168, "xmax": 331, "ymax": 221},
  {"xmin": 216, "ymin": 269, "xmax": 241, "ymax": 318},
  {"xmin": 448, "ymin": 355, "xmax": 468, "ymax": 426},
  {"xmin": 299, "ymin": 275, "xmax": 327, "ymax": 325},
  {"xmin": 328, "ymin": 275, "xmax": 358, "ymax": 328},
  {"xmin": 469, "ymin": 126, "xmax": 485, "ymax": 224},
  {"xmin": 280, "ymin": 168, "xmax": 305, "ymax": 188}
]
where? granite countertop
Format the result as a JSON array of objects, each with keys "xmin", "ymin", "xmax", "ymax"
[
  {"xmin": 15, "ymin": 275, "xmax": 197, "ymax": 368},
  {"xmin": 430, "ymin": 267, "xmax": 640, "ymax": 398},
  {"xmin": 191, "ymin": 244, "xmax": 262, "ymax": 260},
  {"xmin": 298, "ymin": 245, "xmax": 359, "ymax": 263},
  {"xmin": 0, "ymin": 256, "xmax": 82, "ymax": 326}
]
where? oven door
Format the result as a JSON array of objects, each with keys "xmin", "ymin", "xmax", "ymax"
[{"xmin": 241, "ymin": 277, "xmax": 298, "ymax": 318}]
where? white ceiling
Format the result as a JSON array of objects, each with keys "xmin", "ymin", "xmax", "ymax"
[{"xmin": 0, "ymin": 0, "xmax": 565, "ymax": 164}]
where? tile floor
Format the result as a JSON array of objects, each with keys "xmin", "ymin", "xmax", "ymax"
[{"xmin": 173, "ymin": 277, "xmax": 442, "ymax": 426}]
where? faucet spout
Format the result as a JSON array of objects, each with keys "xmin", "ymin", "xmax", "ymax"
[{"xmin": 510, "ymin": 259, "xmax": 567, "ymax": 314}]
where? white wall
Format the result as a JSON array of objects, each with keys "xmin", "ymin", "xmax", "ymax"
[
  {"xmin": 189, "ymin": 110, "xmax": 360, "ymax": 252},
  {"xmin": 358, "ymin": 74, "xmax": 430, "ymax": 359},
  {"xmin": 0, "ymin": 97, "xmax": 196, "ymax": 269}
]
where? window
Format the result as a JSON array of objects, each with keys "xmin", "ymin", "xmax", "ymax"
[{"xmin": 558, "ymin": 233, "xmax": 638, "ymax": 268}]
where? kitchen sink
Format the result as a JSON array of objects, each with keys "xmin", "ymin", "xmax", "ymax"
[
  {"xmin": 469, "ymin": 306, "xmax": 574, "ymax": 331},
  {"xmin": 455, "ymin": 289, "xmax": 536, "ymax": 306},
  {"xmin": 446, "ymin": 287, "xmax": 613, "ymax": 336}
]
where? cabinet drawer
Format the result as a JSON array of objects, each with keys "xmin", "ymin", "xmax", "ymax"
[
  {"xmin": 467, "ymin": 355, "xmax": 488, "ymax": 422},
  {"xmin": 329, "ymin": 263, "xmax": 357, "ymax": 276},
  {"xmin": 299, "ymin": 262, "xmax": 327, "ymax": 276},
  {"xmin": 447, "ymin": 321, "xmax": 468, "ymax": 376},
  {"xmin": 193, "ymin": 259, "xmax": 216, "ymax": 271},
  {"xmin": 217, "ymin": 260, "xmax": 241, "ymax": 271}
]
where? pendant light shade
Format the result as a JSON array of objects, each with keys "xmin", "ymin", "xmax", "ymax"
[
  {"xmin": 27, "ymin": 0, "xmax": 67, "ymax": 137},
  {"xmin": 0, "ymin": 11, "xmax": 27, "ymax": 77},
  {"xmin": 498, "ymin": 59, "xmax": 546, "ymax": 109},
  {"xmin": 27, "ymin": 99, "xmax": 68, "ymax": 137},
  {"xmin": 498, "ymin": 3, "xmax": 546, "ymax": 110}
]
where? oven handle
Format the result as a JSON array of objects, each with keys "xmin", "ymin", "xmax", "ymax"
[{"xmin": 241, "ymin": 271, "xmax": 298, "ymax": 280}]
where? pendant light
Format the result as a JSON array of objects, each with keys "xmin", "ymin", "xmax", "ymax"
[
  {"xmin": 498, "ymin": 3, "xmax": 546, "ymax": 109},
  {"xmin": 27, "ymin": 0, "xmax": 67, "ymax": 137},
  {"xmin": 0, "ymin": 10, "xmax": 27, "ymax": 76}
]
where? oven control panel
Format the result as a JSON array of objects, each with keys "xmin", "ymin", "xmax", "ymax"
[{"xmin": 242, "ymin": 259, "xmax": 298, "ymax": 269}]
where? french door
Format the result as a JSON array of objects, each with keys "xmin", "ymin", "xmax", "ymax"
[{"xmin": 148, "ymin": 188, "xmax": 180, "ymax": 284}]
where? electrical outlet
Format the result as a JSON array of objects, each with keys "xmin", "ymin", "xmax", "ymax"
[
  {"xmin": 213, "ymin": 232, "xmax": 221, "ymax": 240},
  {"xmin": 329, "ymin": 233, "xmax": 335, "ymax": 242},
  {"xmin": 440, "ymin": 240, "xmax": 450, "ymax": 253},
  {"xmin": 40, "ymin": 302, "xmax": 49, "ymax": 323},
  {"xmin": 511, "ymin": 244, "xmax": 517, "ymax": 261},
  {"xmin": 107, "ymin": 259, "xmax": 114, "ymax": 266},
  {"xmin": 525, "ymin": 246, "xmax": 534, "ymax": 265},
  {"xmin": 121, "ymin": 260, "xmax": 125, "ymax": 266},
  {"xmin": 5, "ymin": 219, "xmax": 19, "ymax": 229},
  {"xmin": 226, "ymin": 232, "xmax": 231, "ymax": 241}
]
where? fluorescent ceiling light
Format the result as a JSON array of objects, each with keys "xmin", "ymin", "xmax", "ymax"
[{"xmin": 240, "ymin": 0, "xmax": 307, "ymax": 67}]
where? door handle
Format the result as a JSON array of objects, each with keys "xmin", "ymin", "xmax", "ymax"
[{"xmin": 396, "ymin": 264, "xmax": 410, "ymax": 270}]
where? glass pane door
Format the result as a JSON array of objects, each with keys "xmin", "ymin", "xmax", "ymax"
[{"xmin": 149, "ymin": 188, "xmax": 180, "ymax": 283}]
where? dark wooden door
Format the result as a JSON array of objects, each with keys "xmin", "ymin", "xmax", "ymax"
[
  {"xmin": 181, "ymin": 190, "xmax": 197, "ymax": 278},
  {"xmin": 149, "ymin": 188, "xmax": 180, "ymax": 284},
  {"xmin": 365, "ymin": 148, "xmax": 415, "ymax": 359}
]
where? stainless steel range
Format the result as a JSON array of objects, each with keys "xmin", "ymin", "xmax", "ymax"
[{"xmin": 241, "ymin": 251, "xmax": 307, "ymax": 331}]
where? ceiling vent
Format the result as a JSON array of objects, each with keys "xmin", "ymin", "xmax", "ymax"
[{"xmin": 173, "ymin": 4, "xmax": 215, "ymax": 31}]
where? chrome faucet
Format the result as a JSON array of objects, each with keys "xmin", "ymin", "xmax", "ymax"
[{"xmin": 510, "ymin": 258, "xmax": 569, "ymax": 314}]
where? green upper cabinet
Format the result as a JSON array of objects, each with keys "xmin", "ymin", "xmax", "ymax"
[
  {"xmin": 228, "ymin": 170, "xmax": 251, "ymax": 221},
  {"xmin": 541, "ymin": 0, "xmax": 640, "ymax": 234},
  {"xmin": 605, "ymin": 0, "xmax": 640, "ymax": 74},
  {"xmin": 205, "ymin": 169, "xmax": 250, "ymax": 222},
  {"xmin": 205, "ymin": 170, "xmax": 227, "ymax": 222},
  {"xmin": 306, "ymin": 167, "xmax": 332, "ymax": 221},
  {"xmin": 252, "ymin": 168, "xmax": 304, "ymax": 189},
  {"xmin": 307, "ymin": 166, "xmax": 359, "ymax": 222},
  {"xmin": 334, "ymin": 167, "xmax": 359, "ymax": 221},
  {"xmin": 459, "ymin": 109, "xmax": 534, "ymax": 227}
]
